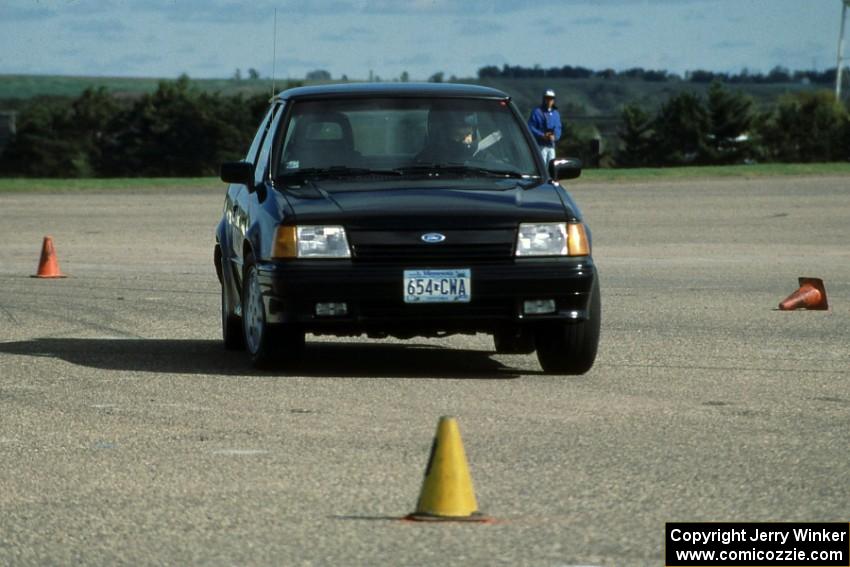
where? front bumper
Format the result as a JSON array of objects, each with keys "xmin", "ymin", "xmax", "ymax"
[{"xmin": 256, "ymin": 258, "xmax": 596, "ymax": 335}]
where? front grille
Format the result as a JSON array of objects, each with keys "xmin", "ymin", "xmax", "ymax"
[
  {"xmin": 352, "ymin": 242, "xmax": 513, "ymax": 263},
  {"xmin": 349, "ymin": 228, "xmax": 516, "ymax": 264}
]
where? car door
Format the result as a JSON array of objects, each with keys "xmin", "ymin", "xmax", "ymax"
[
  {"xmin": 233, "ymin": 102, "xmax": 286, "ymax": 270},
  {"xmin": 228, "ymin": 104, "xmax": 280, "ymax": 269}
]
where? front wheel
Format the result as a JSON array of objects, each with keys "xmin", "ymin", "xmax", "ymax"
[
  {"xmin": 242, "ymin": 258, "xmax": 304, "ymax": 369},
  {"xmin": 221, "ymin": 284, "xmax": 244, "ymax": 350},
  {"xmin": 535, "ymin": 278, "xmax": 601, "ymax": 375},
  {"xmin": 218, "ymin": 245, "xmax": 244, "ymax": 350}
]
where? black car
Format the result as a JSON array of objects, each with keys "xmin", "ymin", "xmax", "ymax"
[{"xmin": 215, "ymin": 83, "xmax": 600, "ymax": 374}]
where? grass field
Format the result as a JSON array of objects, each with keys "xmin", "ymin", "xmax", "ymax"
[
  {"xmin": 578, "ymin": 162, "xmax": 850, "ymax": 182},
  {"xmin": 1, "ymin": 164, "xmax": 847, "ymax": 192},
  {"xmin": 0, "ymin": 177, "xmax": 217, "ymax": 192}
]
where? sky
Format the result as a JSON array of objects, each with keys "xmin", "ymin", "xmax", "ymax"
[{"xmin": 0, "ymin": 0, "xmax": 843, "ymax": 80}]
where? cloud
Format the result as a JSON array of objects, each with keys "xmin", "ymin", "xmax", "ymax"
[
  {"xmin": 682, "ymin": 9, "xmax": 707, "ymax": 22},
  {"xmin": 122, "ymin": 0, "xmax": 357, "ymax": 24},
  {"xmin": 321, "ymin": 26, "xmax": 377, "ymax": 43},
  {"xmin": 470, "ymin": 53, "xmax": 509, "ymax": 66},
  {"xmin": 570, "ymin": 16, "xmax": 631, "ymax": 27},
  {"xmin": 361, "ymin": 0, "xmax": 469, "ymax": 15},
  {"xmin": 385, "ymin": 53, "xmax": 434, "ymax": 66},
  {"xmin": 0, "ymin": 0, "xmax": 728, "ymax": 29},
  {"xmin": 556, "ymin": 0, "xmax": 714, "ymax": 3},
  {"xmin": 369, "ymin": 0, "xmax": 715, "ymax": 14},
  {"xmin": 454, "ymin": 18, "xmax": 506, "ymax": 35},
  {"xmin": 364, "ymin": 0, "xmax": 715, "ymax": 11},
  {"xmin": 149, "ymin": 2, "xmax": 268, "ymax": 24},
  {"xmin": 533, "ymin": 14, "xmax": 632, "ymax": 35},
  {"xmin": 712, "ymin": 40, "xmax": 753, "ymax": 50},
  {"xmin": 113, "ymin": 53, "xmax": 162, "ymax": 66},
  {"xmin": 276, "ymin": 56, "xmax": 332, "ymax": 69},
  {"xmin": 0, "ymin": 4, "xmax": 55, "ymax": 20},
  {"xmin": 65, "ymin": 18, "xmax": 129, "ymax": 35},
  {"xmin": 570, "ymin": 16, "xmax": 605, "ymax": 25},
  {"xmin": 0, "ymin": 0, "xmax": 836, "ymax": 81},
  {"xmin": 0, "ymin": 0, "xmax": 731, "ymax": 26},
  {"xmin": 530, "ymin": 17, "xmax": 566, "ymax": 35}
]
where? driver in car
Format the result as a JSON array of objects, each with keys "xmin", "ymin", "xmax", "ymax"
[{"xmin": 416, "ymin": 110, "xmax": 478, "ymax": 164}]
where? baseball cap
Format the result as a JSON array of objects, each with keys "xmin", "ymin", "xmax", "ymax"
[{"xmin": 543, "ymin": 89, "xmax": 556, "ymax": 98}]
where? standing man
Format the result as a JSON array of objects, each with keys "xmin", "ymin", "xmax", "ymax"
[{"xmin": 527, "ymin": 89, "xmax": 562, "ymax": 165}]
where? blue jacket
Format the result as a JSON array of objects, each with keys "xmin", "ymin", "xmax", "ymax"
[{"xmin": 527, "ymin": 105, "xmax": 562, "ymax": 148}]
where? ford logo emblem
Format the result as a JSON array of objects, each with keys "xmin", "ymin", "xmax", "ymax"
[{"xmin": 421, "ymin": 232, "xmax": 446, "ymax": 244}]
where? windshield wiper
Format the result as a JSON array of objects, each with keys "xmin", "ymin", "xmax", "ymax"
[
  {"xmin": 395, "ymin": 163, "xmax": 535, "ymax": 179},
  {"xmin": 453, "ymin": 165, "xmax": 536, "ymax": 179},
  {"xmin": 279, "ymin": 166, "xmax": 403, "ymax": 179}
]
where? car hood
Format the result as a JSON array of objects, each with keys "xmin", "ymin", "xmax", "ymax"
[{"xmin": 279, "ymin": 178, "xmax": 576, "ymax": 228}]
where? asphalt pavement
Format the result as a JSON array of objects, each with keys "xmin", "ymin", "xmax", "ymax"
[{"xmin": 1, "ymin": 176, "xmax": 848, "ymax": 566}]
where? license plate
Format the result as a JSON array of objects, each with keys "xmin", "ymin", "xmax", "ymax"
[{"xmin": 404, "ymin": 269, "xmax": 471, "ymax": 303}]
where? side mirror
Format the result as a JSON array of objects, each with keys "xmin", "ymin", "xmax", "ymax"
[
  {"xmin": 220, "ymin": 161, "xmax": 254, "ymax": 186},
  {"xmin": 549, "ymin": 157, "xmax": 582, "ymax": 181}
]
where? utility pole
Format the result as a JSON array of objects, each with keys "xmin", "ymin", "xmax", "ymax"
[
  {"xmin": 271, "ymin": 8, "xmax": 278, "ymax": 97},
  {"xmin": 837, "ymin": 0, "xmax": 850, "ymax": 99}
]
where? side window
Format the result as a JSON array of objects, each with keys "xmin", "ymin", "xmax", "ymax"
[
  {"xmin": 245, "ymin": 106, "xmax": 274, "ymax": 165},
  {"xmin": 254, "ymin": 103, "xmax": 285, "ymax": 185}
]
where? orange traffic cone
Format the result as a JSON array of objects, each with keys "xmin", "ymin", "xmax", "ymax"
[
  {"xmin": 778, "ymin": 277, "xmax": 827, "ymax": 310},
  {"xmin": 32, "ymin": 236, "xmax": 67, "ymax": 278}
]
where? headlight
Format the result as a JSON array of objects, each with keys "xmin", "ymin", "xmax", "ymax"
[
  {"xmin": 272, "ymin": 225, "xmax": 351, "ymax": 258},
  {"xmin": 515, "ymin": 222, "xmax": 589, "ymax": 257},
  {"xmin": 516, "ymin": 223, "xmax": 567, "ymax": 256},
  {"xmin": 297, "ymin": 226, "xmax": 351, "ymax": 258}
]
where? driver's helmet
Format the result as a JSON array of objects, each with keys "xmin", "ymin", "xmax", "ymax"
[{"xmin": 427, "ymin": 109, "xmax": 478, "ymax": 159}]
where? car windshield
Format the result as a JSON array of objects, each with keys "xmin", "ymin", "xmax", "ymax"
[{"xmin": 276, "ymin": 98, "xmax": 539, "ymax": 180}]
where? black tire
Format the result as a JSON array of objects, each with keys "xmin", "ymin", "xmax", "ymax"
[
  {"xmin": 493, "ymin": 328, "xmax": 536, "ymax": 354},
  {"xmin": 217, "ymin": 245, "xmax": 244, "ymax": 350},
  {"xmin": 535, "ymin": 277, "xmax": 601, "ymax": 375},
  {"xmin": 221, "ymin": 285, "xmax": 245, "ymax": 350},
  {"xmin": 242, "ymin": 256, "xmax": 305, "ymax": 369}
]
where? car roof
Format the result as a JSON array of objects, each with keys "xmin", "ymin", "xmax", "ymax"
[{"xmin": 273, "ymin": 82, "xmax": 510, "ymax": 102}]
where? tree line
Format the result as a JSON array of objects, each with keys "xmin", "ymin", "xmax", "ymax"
[
  {"xmin": 478, "ymin": 64, "xmax": 842, "ymax": 85},
  {"xmin": 0, "ymin": 78, "xmax": 848, "ymax": 177},
  {"xmin": 0, "ymin": 76, "xmax": 273, "ymax": 177},
  {"xmin": 557, "ymin": 82, "xmax": 850, "ymax": 167}
]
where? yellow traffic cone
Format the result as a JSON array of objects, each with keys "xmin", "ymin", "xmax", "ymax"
[{"xmin": 406, "ymin": 416, "xmax": 490, "ymax": 522}]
